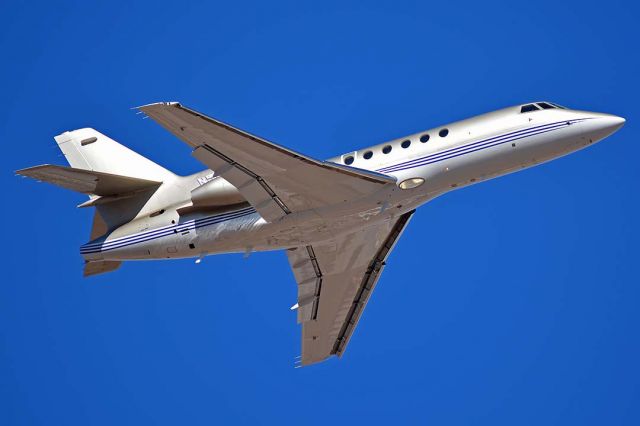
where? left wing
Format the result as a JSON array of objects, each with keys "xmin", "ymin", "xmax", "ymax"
[
  {"xmin": 139, "ymin": 102, "xmax": 396, "ymax": 222},
  {"xmin": 287, "ymin": 210, "xmax": 415, "ymax": 366}
]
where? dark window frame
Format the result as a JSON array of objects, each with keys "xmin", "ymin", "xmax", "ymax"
[
  {"xmin": 537, "ymin": 102, "xmax": 556, "ymax": 110},
  {"xmin": 520, "ymin": 104, "xmax": 540, "ymax": 113}
]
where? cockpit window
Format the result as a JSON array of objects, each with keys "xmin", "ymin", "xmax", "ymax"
[
  {"xmin": 520, "ymin": 104, "xmax": 540, "ymax": 113},
  {"xmin": 549, "ymin": 102, "xmax": 567, "ymax": 109},
  {"xmin": 537, "ymin": 102, "xmax": 556, "ymax": 109}
]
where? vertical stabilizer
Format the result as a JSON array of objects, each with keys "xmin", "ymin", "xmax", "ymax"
[{"xmin": 54, "ymin": 128, "xmax": 174, "ymax": 182}]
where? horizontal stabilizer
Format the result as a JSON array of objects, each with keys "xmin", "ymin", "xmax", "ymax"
[
  {"xmin": 16, "ymin": 164, "xmax": 162, "ymax": 196},
  {"xmin": 84, "ymin": 260, "xmax": 122, "ymax": 277}
]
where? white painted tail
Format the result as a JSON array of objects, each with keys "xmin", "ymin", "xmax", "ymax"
[
  {"xmin": 52, "ymin": 129, "xmax": 178, "ymax": 256},
  {"xmin": 54, "ymin": 128, "xmax": 175, "ymax": 181}
]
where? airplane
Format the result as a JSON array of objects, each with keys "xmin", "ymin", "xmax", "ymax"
[{"xmin": 17, "ymin": 101, "xmax": 625, "ymax": 366}]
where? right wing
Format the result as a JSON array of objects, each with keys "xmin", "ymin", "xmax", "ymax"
[
  {"xmin": 287, "ymin": 210, "xmax": 415, "ymax": 366},
  {"xmin": 139, "ymin": 102, "xmax": 396, "ymax": 221}
]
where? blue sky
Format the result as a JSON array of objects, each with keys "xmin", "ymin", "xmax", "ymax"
[{"xmin": 1, "ymin": 1, "xmax": 639, "ymax": 424}]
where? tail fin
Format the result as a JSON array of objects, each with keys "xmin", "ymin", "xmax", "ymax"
[
  {"xmin": 18, "ymin": 128, "xmax": 182, "ymax": 278},
  {"xmin": 83, "ymin": 211, "xmax": 122, "ymax": 277},
  {"xmin": 54, "ymin": 128, "xmax": 174, "ymax": 181}
]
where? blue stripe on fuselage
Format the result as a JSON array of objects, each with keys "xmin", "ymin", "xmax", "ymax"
[
  {"xmin": 80, "ymin": 207, "xmax": 257, "ymax": 254},
  {"xmin": 377, "ymin": 118, "xmax": 588, "ymax": 173}
]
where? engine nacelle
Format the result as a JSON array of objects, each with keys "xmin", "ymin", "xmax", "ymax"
[{"xmin": 190, "ymin": 177, "xmax": 245, "ymax": 207}]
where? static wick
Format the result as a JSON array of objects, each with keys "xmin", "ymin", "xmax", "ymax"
[{"xmin": 243, "ymin": 246, "xmax": 253, "ymax": 259}]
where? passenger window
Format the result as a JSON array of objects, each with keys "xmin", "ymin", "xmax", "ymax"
[
  {"xmin": 363, "ymin": 151, "xmax": 373, "ymax": 159},
  {"xmin": 344, "ymin": 155, "xmax": 354, "ymax": 165},
  {"xmin": 401, "ymin": 140, "xmax": 411, "ymax": 149},
  {"xmin": 520, "ymin": 104, "xmax": 540, "ymax": 113},
  {"xmin": 439, "ymin": 128, "xmax": 449, "ymax": 137},
  {"xmin": 420, "ymin": 134, "xmax": 430, "ymax": 143},
  {"xmin": 382, "ymin": 145, "xmax": 392, "ymax": 154}
]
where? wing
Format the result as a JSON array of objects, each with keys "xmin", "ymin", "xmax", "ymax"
[
  {"xmin": 16, "ymin": 164, "xmax": 161, "ymax": 196},
  {"xmin": 139, "ymin": 102, "xmax": 396, "ymax": 221},
  {"xmin": 287, "ymin": 210, "xmax": 415, "ymax": 366}
]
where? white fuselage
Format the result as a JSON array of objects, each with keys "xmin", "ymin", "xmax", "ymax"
[{"xmin": 80, "ymin": 104, "xmax": 624, "ymax": 262}]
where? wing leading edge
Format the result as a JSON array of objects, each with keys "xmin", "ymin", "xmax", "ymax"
[{"xmin": 287, "ymin": 210, "xmax": 415, "ymax": 366}]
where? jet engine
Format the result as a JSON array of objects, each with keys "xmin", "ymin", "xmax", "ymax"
[{"xmin": 190, "ymin": 177, "xmax": 245, "ymax": 208}]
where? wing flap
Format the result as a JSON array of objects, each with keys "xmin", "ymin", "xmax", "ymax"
[
  {"xmin": 193, "ymin": 145, "xmax": 290, "ymax": 220},
  {"xmin": 288, "ymin": 246, "xmax": 323, "ymax": 323},
  {"xmin": 16, "ymin": 164, "xmax": 162, "ymax": 196},
  {"xmin": 287, "ymin": 210, "xmax": 415, "ymax": 366}
]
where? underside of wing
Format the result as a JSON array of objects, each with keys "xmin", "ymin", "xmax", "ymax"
[
  {"xmin": 139, "ymin": 102, "xmax": 395, "ymax": 221},
  {"xmin": 287, "ymin": 210, "xmax": 415, "ymax": 366}
]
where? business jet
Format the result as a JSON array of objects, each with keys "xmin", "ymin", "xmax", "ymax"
[{"xmin": 17, "ymin": 101, "xmax": 624, "ymax": 366}]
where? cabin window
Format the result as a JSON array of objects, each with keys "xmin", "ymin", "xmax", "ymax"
[
  {"xmin": 439, "ymin": 128, "xmax": 449, "ymax": 137},
  {"xmin": 520, "ymin": 104, "xmax": 540, "ymax": 113},
  {"xmin": 344, "ymin": 155, "xmax": 354, "ymax": 165},
  {"xmin": 189, "ymin": 243, "xmax": 195, "ymax": 249},
  {"xmin": 382, "ymin": 145, "xmax": 392, "ymax": 154},
  {"xmin": 150, "ymin": 209, "xmax": 165, "ymax": 217},
  {"xmin": 363, "ymin": 151, "xmax": 373, "ymax": 159},
  {"xmin": 420, "ymin": 134, "xmax": 430, "ymax": 143},
  {"xmin": 401, "ymin": 140, "xmax": 411, "ymax": 149}
]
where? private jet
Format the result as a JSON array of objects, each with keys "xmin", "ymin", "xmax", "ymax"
[{"xmin": 17, "ymin": 101, "xmax": 625, "ymax": 365}]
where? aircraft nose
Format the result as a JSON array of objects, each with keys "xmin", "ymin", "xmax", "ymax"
[{"xmin": 597, "ymin": 114, "xmax": 626, "ymax": 137}]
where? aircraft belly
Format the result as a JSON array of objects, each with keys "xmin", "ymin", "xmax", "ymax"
[{"xmin": 91, "ymin": 196, "xmax": 419, "ymax": 261}]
